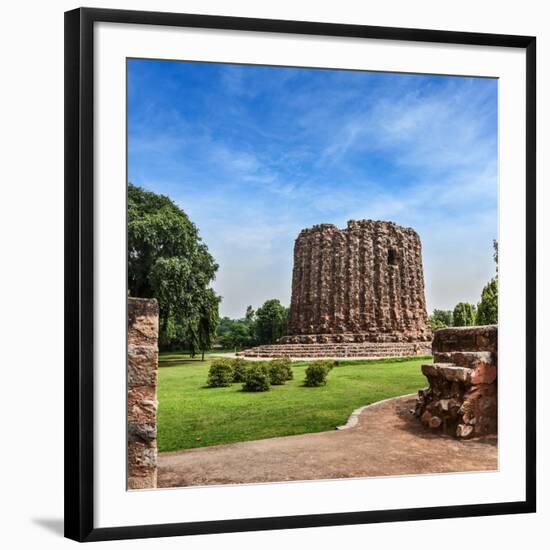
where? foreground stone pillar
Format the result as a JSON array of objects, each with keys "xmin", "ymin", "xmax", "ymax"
[
  {"xmin": 415, "ymin": 326, "xmax": 497, "ymax": 438},
  {"xmin": 127, "ymin": 297, "xmax": 159, "ymax": 489}
]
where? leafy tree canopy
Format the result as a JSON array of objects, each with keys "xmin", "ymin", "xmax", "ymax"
[
  {"xmin": 216, "ymin": 316, "xmax": 256, "ymax": 350},
  {"xmin": 245, "ymin": 305, "xmax": 255, "ymax": 321},
  {"xmin": 254, "ymin": 299, "xmax": 289, "ymax": 345},
  {"xmin": 429, "ymin": 309, "xmax": 453, "ymax": 330},
  {"xmin": 476, "ymin": 240, "xmax": 498, "ymax": 326},
  {"xmin": 476, "ymin": 277, "xmax": 498, "ymax": 325},
  {"xmin": 453, "ymin": 302, "xmax": 477, "ymax": 327},
  {"xmin": 128, "ymin": 183, "xmax": 219, "ymax": 349},
  {"xmin": 216, "ymin": 299, "xmax": 289, "ymax": 349}
]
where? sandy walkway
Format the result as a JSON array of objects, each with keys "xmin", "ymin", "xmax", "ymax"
[{"xmin": 158, "ymin": 395, "xmax": 497, "ymax": 488}]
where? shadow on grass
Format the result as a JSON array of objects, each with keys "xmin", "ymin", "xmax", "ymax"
[{"xmin": 159, "ymin": 360, "xmax": 209, "ymax": 368}]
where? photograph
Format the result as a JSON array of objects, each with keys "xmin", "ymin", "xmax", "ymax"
[
  {"xmin": 126, "ymin": 58, "xmax": 499, "ymax": 490},
  {"xmin": 0, "ymin": 0, "xmax": 542, "ymax": 546}
]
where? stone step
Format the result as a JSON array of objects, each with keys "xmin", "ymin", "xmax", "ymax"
[
  {"xmin": 241, "ymin": 348, "xmax": 407, "ymax": 351},
  {"xmin": 433, "ymin": 351, "xmax": 495, "ymax": 368},
  {"xmin": 261, "ymin": 356, "xmax": 402, "ymax": 358},
  {"xmin": 246, "ymin": 343, "xmax": 426, "ymax": 350},
  {"xmin": 432, "ymin": 325, "xmax": 497, "ymax": 353},
  {"xmin": 238, "ymin": 341, "xmax": 430, "ymax": 358},
  {"xmin": 421, "ymin": 363, "xmax": 473, "ymax": 383},
  {"xmin": 416, "ymin": 325, "xmax": 498, "ymax": 439},
  {"xmin": 248, "ymin": 350, "xmax": 417, "ymax": 354},
  {"xmin": 245, "ymin": 348, "xmax": 421, "ymax": 354}
]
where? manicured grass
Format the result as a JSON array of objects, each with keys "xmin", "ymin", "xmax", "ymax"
[{"xmin": 157, "ymin": 356, "xmax": 431, "ymax": 452}]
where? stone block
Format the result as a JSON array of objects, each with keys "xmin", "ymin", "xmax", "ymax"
[
  {"xmin": 128, "ymin": 422, "xmax": 157, "ymax": 444},
  {"xmin": 433, "ymin": 351, "xmax": 495, "ymax": 369},
  {"xmin": 128, "ymin": 297, "xmax": 159, "ymax": 346},
  {"xmin": 470, "ymin": 364, "xmax": 497, "ymax": 385},
  {"xmin": 432, "ymin": 326, "xmax": 497, "ymax": 353},
  {"xmin": 127, "ymin": 439, "xmax": 158, "ymax": 490},
  {"xmin": 422, "ymin": 363, "xmax": 472, "ymax": 383},
  {"xmin": 127, "ymin": 297, "xmax": 158, "ymax": 490},
  {"xmin": 416, "ymin": 326, "xmax": 497, "ymax": 438},
  {"xmin": 128, "ymin": 345, "xmax": 158, "ymax": 387},
  {"xmin": 128, "ymin": 472, "xmax": 157, "ymax": 490},
  {"xmin": 463, "ymin": 384, "xmax": 498, "ymax": 435},
  {"xmin": 128, "ymin": 385, "xmax": 158, "ymax": 424}
]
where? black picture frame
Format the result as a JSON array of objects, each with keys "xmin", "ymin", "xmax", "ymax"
[{"xmin": 65, "ymin": 7, "xmax": 537, "ymax": 543}]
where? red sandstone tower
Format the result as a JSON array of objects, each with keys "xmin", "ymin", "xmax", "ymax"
[{"xmin": 281, "ymin": 220, "xmax": 431, "ymax": 344}]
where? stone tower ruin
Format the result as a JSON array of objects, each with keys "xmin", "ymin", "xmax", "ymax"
[{"xmin": 281, "ymin": 220, "xmax": 431, "ymax": 344}]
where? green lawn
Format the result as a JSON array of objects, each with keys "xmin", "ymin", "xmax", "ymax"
[
  {"xmin": 159, "ymin": 350, "xmax": 234, "ymax": 361},
  {"xmin": 157, "ymin": 356, "xmax": 431, "ymax": 452}
]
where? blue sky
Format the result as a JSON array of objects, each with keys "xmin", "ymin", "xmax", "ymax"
[{"xmin": 128, "ymin": 59, "xmax": 498, "ymax": 319}]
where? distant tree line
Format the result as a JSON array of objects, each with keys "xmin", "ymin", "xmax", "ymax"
[
  {"xmin": 216, "ymin": 299, "xmax": 289, "ymax": 350},
  {"xmin": 128, "ymin": 183, "xmax": 220, "ymax": 357},
  {"xmin": 428, "ymin": 240, "xmax": 498, "ymax": 330}
]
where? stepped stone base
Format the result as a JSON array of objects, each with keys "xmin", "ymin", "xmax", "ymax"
[
  {"xmin": 279, "ymin": 332, "xmax": 431, "ymax": 344},
  {"xmin": 237, "ymin": 341, "xmax": 432, "ymax": 359},
  {"xmin": 414, "ymin": 326, "xmax": 497, "ymax": 439}
]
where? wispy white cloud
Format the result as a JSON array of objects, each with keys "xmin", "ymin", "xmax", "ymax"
[
  {"xmin": 129, "ymin": 62, "xmax": 498, "ymax": 317},
  {"xmin": 318, "ymin": 79, "xmax": 496, "ymax": 172}
]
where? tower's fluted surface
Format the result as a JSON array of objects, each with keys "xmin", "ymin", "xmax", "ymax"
[{"xmin": 281, "ymin": 220, "xmax": 431, "ymax": 344}]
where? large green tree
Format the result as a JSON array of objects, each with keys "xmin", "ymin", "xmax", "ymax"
[
  {"xmin": 254, "ymin": 299, "xmax": 289, "ymax": 345},
  {"xmin": 197, "ymin": 289, "xmax": 220, "ymax": 360},
  {"xmin": 128, "ymin": 183, "xmax": 219, "ymax": 348},
  {"xmin": 476, "ymin": 278, "xmax": 498, "ymax": 325},
  {"xmin": 453, "ymin": 302, "xmax": 477, "ymax": 327},
  {"xmin": 245, "ymin": 305, "xmax": 255, "ymax": 322},
  {"xmin": 476, "ymin": 240, "xmax": 498, "ymax": 325}
]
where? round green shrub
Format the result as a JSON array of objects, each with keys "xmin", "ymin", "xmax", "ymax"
[
  {"xmin": 268, "ymin": 357, "xmax": 293, "ymax": 384},
  {"xmin": 242, "ymin": 364, "xmax": 271, "ymax": 392},
  {"xmin": 268, "ymin": 363, "xmax": 288, "ymax": 385},
  {"xmin": 206, "ymin": 359, "xmax": 234, "ymax": 387},
  {"xmin": 304, "ymin": 360, "xmax": 333, "ymax": 387},
  {"xmin": 279, "ymin": 356, "xmax": 294, "ymax": 380},
  {"xmin": 231, "ymin": 358, "xmax": 249, "ymax": 383}
]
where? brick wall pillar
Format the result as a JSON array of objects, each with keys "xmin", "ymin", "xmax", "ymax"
[{"xmin": 127, "ymin": 297, "xmax": 159, "ymax": 489}]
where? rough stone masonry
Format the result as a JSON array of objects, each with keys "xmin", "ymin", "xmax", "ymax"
[
  {"xmin": 127, "ymin": 297, "xmax": 159, "ymax": 489},
  {"xmin": 415, "ymin": 325, "xmax": 498, "ymax": 438},
  {"xmin": 282, "ymin": 220, "xmax": 431, "ymax": 344},
  {"xmin": 240, "ymin": 220, "xmax": 431, "ymax": 358}
]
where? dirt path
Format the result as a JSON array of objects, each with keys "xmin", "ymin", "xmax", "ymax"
[{"xmin": 158, "ymin": 395, "xmax": 497, "ymax": 488}]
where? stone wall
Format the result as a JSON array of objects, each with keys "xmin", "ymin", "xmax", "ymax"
[
  {"xmin": 127, "ymin": 297, "xmax": 159, "ymax": 489},
  {"xmin": 282, "ymin": 220, "xmax": 431, "ymax": 344},
  {"xmin": 415, "ymin": 325, "xmax": 498, "ymax": 438}
]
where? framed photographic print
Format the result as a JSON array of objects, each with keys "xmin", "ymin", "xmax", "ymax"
[{"xmin": 64, "ymin": 7, "xmax": 536, "ymax": 542}]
